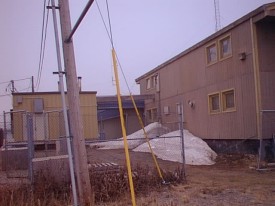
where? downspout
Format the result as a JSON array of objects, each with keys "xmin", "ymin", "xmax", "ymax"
[
  {"xmin": 156, "ymin": 73, "xmax": 161, "ymax": 124},
  {"xmin": 250, "ymin": 18, "xmax": 263, "ymax": 160}
]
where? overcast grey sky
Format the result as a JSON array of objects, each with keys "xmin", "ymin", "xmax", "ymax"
[{"xmin": 0, "ymin": 0, "xmax": 274, "ymax": 112}]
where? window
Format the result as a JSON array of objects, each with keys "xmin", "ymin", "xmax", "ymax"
[
  {"xmin": 146, "ymin": 74, "xmax": 159, "ymax": 90},
  {"xmin": 208, "ymin": 93, "xmax": 220, "ymax": 114},
  {"xmin": 147, "ymin": 108, "xmax": 158, "ymax": 122},
  {"xmin": 146, "ymin": 78, "xmax": 151, "ymax": 89},
  {"xmin": 154, "ymin": 74, "xmax": 159, "ymax": 92},
  {"xmin": 206, "ymin": 43, "xmax": 217, "ymax": 64},
  {"xmin": 222, "ymin": 89, "xmax": 235, "ymax": 111},
  {"xmin": 219, "ymin": 35, "xmax": 232, "ymax": 59},
  {"xmin": 163, "ymin": 106, "xmax": 170, "ymax": 115}
]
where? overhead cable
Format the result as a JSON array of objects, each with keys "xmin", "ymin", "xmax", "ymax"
[{"xmin": 36, "ymin": 0, "xmax": 50, "ymax": 91}]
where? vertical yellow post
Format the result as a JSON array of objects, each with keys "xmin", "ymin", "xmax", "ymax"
[{"xmin": 111, "ymin": 49, "xmax": 136, "ymax": 206}]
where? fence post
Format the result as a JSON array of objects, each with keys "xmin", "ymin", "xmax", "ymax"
[
  {"xmin": 27, "ymin": 113, "xmax": 34, "ymax": 185},
  {"xmin": 3, "ymin": 111, "xmax": 7, "ymax": 148},
  {"xmin": 177, "ymin": 103, "xmax": 186, "ymax": 180}
]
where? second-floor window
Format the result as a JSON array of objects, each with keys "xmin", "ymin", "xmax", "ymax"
[
  {"xmin": 146, "ymin": 78, "xmax": 152, "ymax": 89},
  {"xmin": 206, "ymin": 43, "xmax": 217, "ymax": 65},
  {"xmin": 146, "ymin": 74, "xmax": 159, "ymax": 90},
  {"xmin": 219, "ymin": 35, "xmax": 232, "ymax": 59}
]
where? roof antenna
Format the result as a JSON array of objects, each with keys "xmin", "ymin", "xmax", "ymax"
[{"xmin": 214, "ymin": 0, "xmax": 221, "ymax": 31}]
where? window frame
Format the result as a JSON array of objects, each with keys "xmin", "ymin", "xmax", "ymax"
[
  {"xmin": 208, "ymin": 92, "xmax": 220, "ymax": 114},
  {"xmin": 146, "ymin": 74, "xmax": 159, "ymax": 90},
  {"xmin": 206, "ymin": 42, "xmax": 218, "ymax": 65},
  {"xmin": 146, "ymin": 107, "xmax": 158, "ymax": 122},
  {"xmin": 221, "ymin": 88, "xmax": 236, "ymax": 112},
  {"xmin": 146, "ymin": 77, "xmax": 151, "ymax": 90},
  {"xmin": 218, "ymin": 34, "xmax": 232, "ymax": 60}
]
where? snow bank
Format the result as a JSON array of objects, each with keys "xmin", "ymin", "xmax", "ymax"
[
  {"xmin": 90, "ymin": 122, "xmax": 168, "ymax": 150},
  {"xmin": 133, "ymin": 130, "xmax": 217, "ymax": 165},
  {"xmin": 90, "ymin": 122, "xmax": 217, "ymax": 165}
]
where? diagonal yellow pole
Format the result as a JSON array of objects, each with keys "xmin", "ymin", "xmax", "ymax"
[
  {"xmin": 111, "ymin": 49, "xmax": 136, "ymax": 206},
  {"xmin": 129, "ymin": 94, "xmax": 165, "ymax": 182}
]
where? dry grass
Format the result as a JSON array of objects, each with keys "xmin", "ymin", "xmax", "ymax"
[{"xmin": 0, "ymin": 165, "xmax": 184, "ymax": 206}]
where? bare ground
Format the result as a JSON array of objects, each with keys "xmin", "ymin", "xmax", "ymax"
[
  {"xmin": 0, "ymin": 148, "xmax": 275, "ymax": 205},
  {"xmin": 87, "ymin": 148, "xmax": 275, "ymax": 206}
]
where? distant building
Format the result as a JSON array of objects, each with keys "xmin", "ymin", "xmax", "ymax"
[
  {"xmin": 97, "ymin": 95, "xmax": 152, "ymax": 140},
  {"xmin": 11, "ymin": 91, "xmax": 98, "ymax": 141},
  {"xmin": 136, "ymin": 3, "xmax": 275, "ymax": 153}
]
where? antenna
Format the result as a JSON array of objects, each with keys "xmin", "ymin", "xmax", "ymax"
[{"xmin": 214, "ymin": 0, "xmax": 221, "ymax": 31}]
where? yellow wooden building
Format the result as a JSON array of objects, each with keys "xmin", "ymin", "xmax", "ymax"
[{"xmin": 12, "ymin": 92, "xmax": 98, "ymax": 141}]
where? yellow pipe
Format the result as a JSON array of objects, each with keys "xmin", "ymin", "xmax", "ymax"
[
  {"xmin": 129, "ymin": 94, "xmax": 165, "ymax": 182},
  {"xmin": 111, "ymin": 49, "xmax": 136, "ymax": 206}
]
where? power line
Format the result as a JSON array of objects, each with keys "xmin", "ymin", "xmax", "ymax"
[
  {"xmin": 36, "ymin": 0, "xmax": 50, "ymax": 91},
  {"xmin": 95, "ymin": 0, "xmax": 112, "ymax": 46},
  {"xmin": 95, "ymin": 0, "xmax": 132, "ymax": 93},
  {"xmin": 0, "ymin": 80, "xmax": 12, "ymax": 85},
  {"xmin": 13, "ymin": 77, "xmax": 32, "ymax": 82},
  {"xmin": 0, "ymin": 77, "xmax": 31, "ymax": 85},
  {"xmin": 106, "ymin": 0, "xmax": 114, "ymax": 47},
  {"xmin": 0, "ymin": 94, "xmax": 11, "ymax": 98}
]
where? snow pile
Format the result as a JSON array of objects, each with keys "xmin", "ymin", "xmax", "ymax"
[
  {"xmin": 133, "ymin": 130, "xmax": 217, "ymax": 165},
  {"xmin": 90, "ymin": 122, "xmax": 168, "ymax": 150},
  {"xmin": 90, "ymin": 122, "xmax": 217, "ymax": 165}
]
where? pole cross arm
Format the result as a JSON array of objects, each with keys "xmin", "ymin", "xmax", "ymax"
[
  {"xmin": 65, "ymin": 0, "xmax": 94, "ymax": 43},
  {"xmin": 47, "ymin": 6, "xmax": 60, "ymax": 9}
]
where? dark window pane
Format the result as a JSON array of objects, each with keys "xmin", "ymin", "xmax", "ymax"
[{"xmin": 225, "ymin": 91, "xmax": 234, "ymax": 108}]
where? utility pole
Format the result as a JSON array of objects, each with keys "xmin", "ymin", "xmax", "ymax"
[
  {"xmin": 50, "ymin": 0, "xmax": 78, "ymax": 205},
  {"xmin": 58, "ymin": 0, "xmax": 93, "ymax": 205}
]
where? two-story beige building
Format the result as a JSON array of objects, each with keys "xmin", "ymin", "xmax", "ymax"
[{"xmin": 136, "ymin": 3, "xmax": 275, "ymax": 153}]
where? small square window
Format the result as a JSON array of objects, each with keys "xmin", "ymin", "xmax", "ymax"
[
  {"xmin": 206, "ymin": 43, "xmax": 217, "ymax": 64},
  {"xmin": 208, "ymin": 93, "xmax": 220, "ymax": 114},
  {"xmin": 222, "ymin": 89, "xmax": 235, "ymax": 111},
  {"xmin": 219, "ymin": 36, "xmax": 232, "ymax": 59}
]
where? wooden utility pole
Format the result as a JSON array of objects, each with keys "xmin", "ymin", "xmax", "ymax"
[{"xmin": 58, "ymin": 0, "xmax": 93, "ymax": 205}]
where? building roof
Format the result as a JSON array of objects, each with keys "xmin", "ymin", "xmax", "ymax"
[
  {"xmin": 12, "ymin": 91, "xmax": 97, "ymax": 95},
  {"xmin": 97, "ymin": 96, "xmax": 146, "ymax": 121},
  {"xmin": 97, "ymin": 94, "xmax": 154, "ymax": 102},
  {"xmin": 135, "ymin": 2, "xmax": 275, "ymax": 82},
  {"xmin": 97, "ymin": 100, "xmax": 144, "ymax": 110}
]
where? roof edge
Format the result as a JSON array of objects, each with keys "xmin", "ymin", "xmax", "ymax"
[
  {"xmin": 12, "ymin": 91, "xmax": 97, "ymax": 95},
  {"xmin": 135, "ymin": 2, "xmax": 275, "ymax": 82}
]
